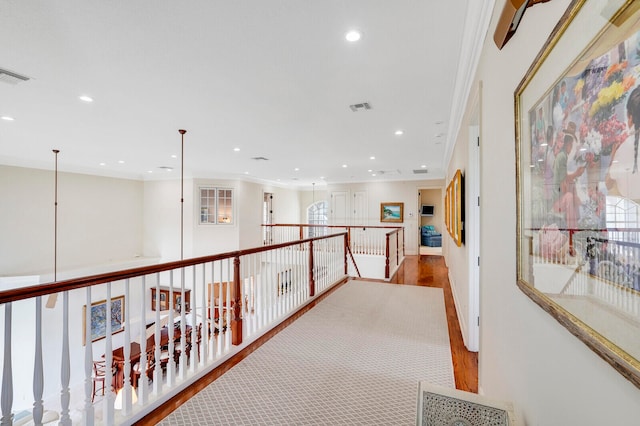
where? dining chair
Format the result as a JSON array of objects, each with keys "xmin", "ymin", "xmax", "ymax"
[{"xmin": 91, "ymin": 360, "xmax": 106, "ymax": 402}]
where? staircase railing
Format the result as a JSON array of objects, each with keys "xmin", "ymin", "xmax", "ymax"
[
  {"xmin": 262, "ymin": 224, "xmax": 405, "ymax": 279},
  {"xmin": 0, "ymin": 233, "xmax": 348, "ymax": 425}
]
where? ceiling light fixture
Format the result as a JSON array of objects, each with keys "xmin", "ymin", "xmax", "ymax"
[
  {"xmin": 345, "ymin": 30, "xmax": 361, "ymax": 42},
  {"xmin": 421, "ymin": 165, "xmax": 427, "ymax": 168},
  {"xmin": 99, "ymin": 162, "xmax": 106, "ymax": 166},
  {"xmin": 1, "ymin": 116, "xmax": 15, "ymax": 121},
  {"xmin": 342, "ymin": 164, "xmax": 347, "ymax": 168},
  {"xmin": 294, "ymin": 167, "xmax": 300, "ymax": 171},
  {"xmin": 234, "ymin": 148, "xmax": 240, "ymax": 152},
  {"xmin": 368, "ymin": 169, "xmax": 373, "ymax": 173},
  {"xmin": 171, "ymin": 154, "xmax": 177, "ymax": 159},
  {"xmin": 78, "ymin": 95, "xmax": 93, "ymax": 103},
  {"xmin": 118, "ymin": 160, "xmax": 124, "ymax": 164},
  {"xmin": 395, "ymin": 130, "xmax": 404, "ymax": 136},
  {"xmin": 370, "ymin": 156, "xmax": 375, "ymax": 160}
]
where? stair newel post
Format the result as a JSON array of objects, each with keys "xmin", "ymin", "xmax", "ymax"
[
  {"xmin": 385, "ymin": 233, "xmax": 391, "ymax": 279},
  {"xmin": 309, "ymin": 240, "xmax": 315, "ymax": 297},
  {"xmin": 231, "ymin": 256, "xmax": 243, "ymax": 346}
]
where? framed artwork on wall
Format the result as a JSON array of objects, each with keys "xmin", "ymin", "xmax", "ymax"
[
  {"xmin": 446, "ymin": 169, "xmax": 464, "ymax": 246},
  {"xmin": 83, "ymin": 295, "xmax": 125, "ymax": 344},
  {"xmin": 380, "ymin": 202, "xmax": 404, "ymax": 223},
  {"xmin": 515, "ymin": 0, "xmax": 640, "ymax": 389}
]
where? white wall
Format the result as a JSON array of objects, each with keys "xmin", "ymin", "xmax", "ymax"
[
  {"xmin": 327, "ymin": 180, "xmax": 438, "ymax": 255},
  {"xmin": 472, "ymin": 0, "xmax": 640, "ymax": 423},
  {"xmin": 0, "ymin": 165, "xmax": 144, "ymax": 277}
]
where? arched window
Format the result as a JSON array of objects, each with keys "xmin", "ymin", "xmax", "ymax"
[
  {"xmin": 307, "ymin": 201, "xmax": 328, "ymax": 237},
  {"xmin": 606, "ymin": 195, "xmax": 640, "ymax": 243}
]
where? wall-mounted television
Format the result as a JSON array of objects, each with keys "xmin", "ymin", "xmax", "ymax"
[{"xmin": 421, "ymin": 205, "xmax": 434, "ymax": 216}]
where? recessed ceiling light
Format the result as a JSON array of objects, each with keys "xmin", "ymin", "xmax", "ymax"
[
  {"xmin": 244, "ymin": 171, "xmax": 249, "ymax": 175},
  {"xmin": 233, "ymin": 148, "xmax": 240, "ymax": 152},
  {"xmin": 345, "ymin": 30, "xmax": 361, "ymax": 42},
  {"xmin": 370, "ymin": 156, "xmax": 375, "ymax": 160},
  {"xmin": 395, "ymin": 130, "xmax": 404, "ymax": 136},
  {"xmin": 320, "ymin": 176, "xmax": 325, "ymax": 180},
  {"xmin": 1, "ymin": 116, "xmax": 14, "ymax": 121},
  {"xmin": 99, "ymin": 162, "xmax": 106, "ymax": 166},
  {"xmin": 342, "ymin": 164, "xmax": 347, "ymax": 168},
  {"xmin": 79, "ymin": 95, "xmax": 93, "ymax": 103},
  {"xmin": 118, "ymin": 160, "xmax": 125, "ymax": 164},
  {"xmin": 372, "ymin": 174, "xmax": 377, "ymax": 177},
  {"xmin": 171, "ymin": 154, "xmax": 177, "ymax": 159},
  {"xmin": 421, "ymin": 165, "xmax": 427, "ymax": 168},
  {"xmin": 368, "ymin": 169, "xmax": 373, "ymax": 173},
  {"xmin": 147, "ymin": 170, "xmax": 153, "ymax": 174},
  {"xmin": 294, "ymin": 167, "xmax": 300, "ymax": 171}
]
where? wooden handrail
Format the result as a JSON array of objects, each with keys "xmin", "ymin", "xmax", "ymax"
[
  {"xmin": 263, "ymin": 224, "xmax": 404, "ymax": 230},
  {"xmin": 0, "ymin": 232, "xmax": 347, "ymax": 305}
]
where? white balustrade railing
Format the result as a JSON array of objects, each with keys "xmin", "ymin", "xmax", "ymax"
[
  {"xmin": 263, "ymin": 224, "xmax": 405, "ymax": 279},
  {"xmin": 0, "ymin": 233, "xmax": 347, "ymax": 425}
]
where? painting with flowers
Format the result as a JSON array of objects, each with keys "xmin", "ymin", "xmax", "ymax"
[
  {"xmin": 528, "ymin": 19, "xmax": 640, "ymax": 242},
  {"xmin": 517, "ymin": 0, "xmax": 640, "ymax": 391}
]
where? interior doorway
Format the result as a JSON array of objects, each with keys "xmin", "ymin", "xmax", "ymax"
[{"xmin": 417, "ymin": 188, "xmax": 443, "ymax": 256}]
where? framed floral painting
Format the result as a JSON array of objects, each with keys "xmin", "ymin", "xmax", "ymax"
[{"xmin": 516, "ymin": 0, "xmax": 640, "ymax": 389}]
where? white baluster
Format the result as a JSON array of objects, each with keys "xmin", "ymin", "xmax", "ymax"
[
  {"xmin": 123, "ymin": 279, "xmax": 132, "ymax": 415},
  {"xmin": 153, "ymin": 273, "xmax": 163, "ymax": 394},
  {"xmin": 138, "ymin": 276, "xmax": 147, "ymax": 405},
  {"xmin": 179, "ymin": 268, "xmax": 186, "ymax": 379},
  {"xmin": 83, "ymin": 287, "xmax": 94, "ymax": 425},
  {"xmin": 167, "ymin": 271, "xmax": 175, "ymax": 385},
  {"xmin": 1, "ymin": 303, "xmax": 13, "ymax": 426},
  {"xmin": 200, "ymin": 264, "xmax": 208, "ymax": 366},
  {"xmin": 190, "ymin": 266, "xmax": 198, "ymax": 374},
  {"xmin": 33, "ymin": 296, "xmax": 44, "ymax": 425},
  {"xmin": 59, "ymin": 291, "xmax": 71, "ymax": 425},
  {"xmin": 211, "ymin": 263, "xmax": 218, "ymax": 359},
  {"xmin": 103, "ymin": 284, "xmax": 115, "ymax": 425}
]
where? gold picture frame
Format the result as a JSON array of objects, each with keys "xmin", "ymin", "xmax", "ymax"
[
  {"xmin": 446, "ymin": 170, "xmax": 464, "ymax": 247},
  {"xmin": 380, "ymin": 202, "xmax": 404, "ymax": 223},
  {"xmin": 515, "ymin": 0, "xmax": 640, "ymax": 388}
]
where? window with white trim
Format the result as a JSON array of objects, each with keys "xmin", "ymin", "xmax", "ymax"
[
  {"xmin": 307, "ymin": 201, "xmax": 328, "ymax": 237},
  {"xmin": 200, "ymin": 187, "xmax": 234, "ymax": 224}
]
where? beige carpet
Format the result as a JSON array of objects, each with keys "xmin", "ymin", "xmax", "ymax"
[{"xmin": 159, "ymin": 280, "xmax": 455, "ymax": 425}]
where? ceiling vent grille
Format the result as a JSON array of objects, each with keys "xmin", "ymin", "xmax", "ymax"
[
  {"xmin": 413, "ymin": 169, "xmax": 429, "ymax": 174},
  {"xmin": 0, "ymin": 68, "xmax": 30, "ymax": 85},
  {"xmin": 251, "ymin": 156, "xmax": 269, "ymax": 161},
  {"xmin": 349, "ymin": 102, "xmax": 372, "ymax": 112}
]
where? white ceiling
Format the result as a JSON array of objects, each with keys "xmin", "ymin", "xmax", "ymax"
[{"xmin": 0, "ymin": 0, "xmax": 473, "ymax": 188}]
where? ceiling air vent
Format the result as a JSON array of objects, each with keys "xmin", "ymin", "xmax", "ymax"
[
  {"xmin": 0, "ymin": 68, "xmax": 30, "ymax": 85},
  {"xmin": 349, "ymin": 102, "xmax": 372, "ymax": 112},
  {"xmin": 251, "ymin": 156, "xmax": 269, "ymax": 161},
  {"xmin": 413, "ymin": 169, "xmax": 429, "ymax": 174}
]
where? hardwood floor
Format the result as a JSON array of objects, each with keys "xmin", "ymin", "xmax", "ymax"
[{"xmin": 391, "ymin": 255, "xmax": 479, "ymax": 393}]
